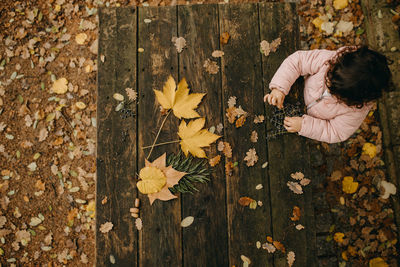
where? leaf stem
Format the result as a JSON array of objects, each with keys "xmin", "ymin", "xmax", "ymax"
[
  {"xmin": 146, "ymin": 110, "xmax": 171, "ymax": 159},
  {"xmin": 142, "ymin": 140, "xmax": 180, "ymax": 149}
]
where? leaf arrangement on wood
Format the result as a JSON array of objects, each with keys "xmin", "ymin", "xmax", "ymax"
[{"xmin": 167, "ymin": 151, "xmax": 211, "ymax": 194}]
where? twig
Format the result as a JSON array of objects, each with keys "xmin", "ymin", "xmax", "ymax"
[
  {"xmin": 142, "ymin": 140, "xmax": 180, "ymax": 149},
  {"xmin": 147, "ymin": 110, "xmax": 171, "ymax": 159}
]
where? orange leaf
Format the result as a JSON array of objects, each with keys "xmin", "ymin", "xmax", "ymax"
[
  {"xmin": 273, "ymin": 240, "xmax": 286, "ymax": 253},
  {"xmin": 209, "ymin": 155, "xmax": 221, "ymax": 167},
  {"xmin": 53, "ymin": 137, "xmax": 64, "ymax": 146},
  {"xmin": 290, "ymin": 206, "xmax": 301, "ymax": 221},
  {"xmin": 223, "ymin": 142, "xmax": 232, "ymax": 158},
  {"xmin": 226, "ymin": 107, "xmax": 237, "ymax": 124},
  {"xmin": 225, "ymin": 161, "xmax": 233, "ymax": 177},
  {"xmin": 235, "ymin": 115, "xmax": 246, "ymax": 128},
  {"xmin": 266, "ymin": 236, "xmax": 273, "ymax": 243},
  {"xmin": 238, "ymin": 197, "xmax": 254, "ymax": 206},
  {"xmin": 220, "ymin": 32, "xmax": 230, "ymax": 45}
]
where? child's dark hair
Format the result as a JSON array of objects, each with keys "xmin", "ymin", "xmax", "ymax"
[{"xmin": 325, "ymin": 45, "xmax": 392, "ymax": 108}]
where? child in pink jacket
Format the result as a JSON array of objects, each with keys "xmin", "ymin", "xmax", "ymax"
[{"xmin": 264, "ymin": 46, "xmax": 392, "ymax": 143}]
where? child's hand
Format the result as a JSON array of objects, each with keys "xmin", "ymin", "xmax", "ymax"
[
  {"xmin": 284, "ymin": 116, "xmax": 302, "ymax": 133},
  {"xmin": 264, "ymin": 88, "xmax": 285, "ymax": 109}
]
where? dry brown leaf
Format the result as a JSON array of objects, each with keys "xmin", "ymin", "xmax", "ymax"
[
  {"xmin": 273, "ymin": 240, "xmax": 286, "ymax": 253},
  {"xmin": 209, "ymin": 155, "xmax": 221, "ymax": 167},
  {"xmin": 225, "ymin": 161, "xmax": 233, "ymax": 177},
  {"xmin": 135, "ymin": 218, "xmax": 143, "ymax": 230},
  {"xmin": 235, "ymin": 115, "xmax": 246, "ymax": 128},
  {"xmin": 295, "ymin": 224, "xmax": 305, "ymax": 230},
  {"xmin": 125, "ymin": 88, "xmax": 137, "ymax": 101},
  {"xmin": 171, "ymin": 36, "xmax": 186, "ymax": 53},
  {"xmin": 226, "ymin": 106, "xmax": 237, "ymax": 124},
  {"xmin": 203, "ymin": 59, "xmax": 219, "ymax": 74},
  {"xmin": 220, "ymin": 32, "xmax": 230, "ymax": 45},
  {"xmin": 53, "ymin": 137, "xmax": 63, "ymax": 146},
  {"xmin": 38, "ymin": 128, "xmax": 48, "ymax": 142},
  {"xmin": 238, "ymin": 197, "xmax": 254, "ymax": 206},
  {"xmin": 222, "ymin": 142, "xmax": 232, "ymax": 158},
  {"xmin": 287, "ymin": 181, "xmax": 303, "ymax": 194},
  {"xmin": 291, "ymin": 172, "xmax": 304, "ymax": 180},
  {"xmin": 244, "ymin": 148, "xmax": 258, "ymax": 167},
  {"xmin": 290, "ymin": 206, "xmax": 301, "ymax": 221},
  {"xmin": 211, "ymin": 50, "xmax": 224, "ymax": 58},
  {"xmin": 262, "ymin": 242, "xmax": 276, "ymax": 253},
  {"xmin": 217, "ymin": 141, "xmax": 225, "ymax": 152},
  {"xmin": 101, "ymin": 196, "xmax": 108, "ymax": 205},
  {"xmin": 35, "ymin": 180, "xmax": 45, "ymax": 191},
  {"xmin": 250, "ymin": 131, "xmax": 258, "ymax": 143},
  {"xmin": 99, "ymin": 222, "xmax": 113, "ymax": 233},
  {"xmin": 300, "ymin": 178, "xmax": 311, "ymax": 186},
  {"xmin": 227, "ymin": 96, "xmax": 237, "ymax": 108},
  {"xmin": 266, "ymin": 236, "xmax": 273, "ymax": 243},
  {"xmin": 253, "ymin": 115, "xmax": 265, "ymax": 123},
  {"xmin": 270, "ymin": 37, "xmax": 281, "ymax": 52},
  {"xmin": 287, "ymin": 251, "xmax": 295, "ymax": 267},
  {"xmin": 75, "ymin": 33, "xmax": 87, "ymax": 45}
]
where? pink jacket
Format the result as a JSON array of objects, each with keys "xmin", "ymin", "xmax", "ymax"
[{"xmin": 269, "ymin": 48, "xmax": 373, "ymax": 143}]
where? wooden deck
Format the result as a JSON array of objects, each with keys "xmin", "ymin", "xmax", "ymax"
[{"xmin": 96, "ymin": 3, "xmax": 317, "ymax": 266}]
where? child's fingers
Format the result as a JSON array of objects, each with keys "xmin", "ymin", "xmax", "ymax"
[
  {"xmin": 264, "ymin": 94, "xmax": 269, "ymax": 102},
  {"xmin": 267, "ymin": 94, "xmax": 273, "ymax": 105},
  {"xmin": 271, "ymin": 97, "xmax": 277, "ymax": 106}
]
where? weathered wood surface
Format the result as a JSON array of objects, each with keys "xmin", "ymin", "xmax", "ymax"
[
  {"xmin": 97, "ymin": 3, "xmax": 319, "ymax": 266},
  {"xmin": 96, "ymin": 7, "xmax": 138, "ymax": 267}
]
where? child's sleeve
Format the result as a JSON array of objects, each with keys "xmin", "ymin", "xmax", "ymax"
[
  {"xmin": 269, "ymin": 49, "xmax": 335, "ymax": 95},
  {"xmin": 298, "ymin": 106, "xmax": 371, "ymax": 143}
]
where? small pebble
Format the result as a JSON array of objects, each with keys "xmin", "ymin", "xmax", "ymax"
[
  {"xmin": 135, "ymin": 198, "xmax": 140, "ymax": 207},
  {"xmin": 131, "ymin": 208, "xmax": 139, "ymax": 214},
  {"xmin": 132, "ymin": 213, "xmax": 139, "ymax": 218},
  {"xmin": 390, "ymin": 47, "xmax": 397, "ymax": 52}
]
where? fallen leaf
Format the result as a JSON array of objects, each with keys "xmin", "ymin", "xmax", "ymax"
[
  {"xmin": 212, "ymin": 50, "xmax": 224, "ymax": 58},
  {"xmin": 244, "ymin": 148, "xmax": 258, "ymax": 167},
  {"xmin": 238, "ymin": 197, "xmax": 254, "ymax": 206},
  {"xmin": 75, "ymin": 33, "xmax": 87, "ymax": 45},
  {"xmin": 225, "ymin": 161, "xmax": 233, "ymax": 177},
  {"xmin": 75, "ymin": 102, "xmax": 86, "ymax": 110},
  {"xmin": 336, "ymin": 20, "xmax": 353, "ymax": 35},
  {"xmin": 273, "ymin": 240, "xmax": 286, "ymax": 253},
  {"xmin": 203, "ymin": 59, "xmax": 219, "ymax": 74},
  {"xmin": 380, "ymin": 181, "xmax": 396, "ymax": 199},
  {"xmin": 291, "ymin": 172, "xmax": 304, "ymax": 180},
  {"xmin": 342, "ymin": 176, "xmax": 358, "ymax": 194},
  {"xmin": 220, "ymin": 32, "xmax": 230, "ymax": 45},
  {"xmin": 290, "ymin": 206, "xmax": 301, "ymax": 221},
  {"xmin": 240, "ymin": 255, "xmax": 251, "ymax": 265},
  {"xmin": 226, "ymin": 106, "xmax": 237, "ymax": 123},
  {"xmin": 330, "ymin": 170, "xmax": 342, "ymax": 181},
  {"xmin": 266, "ymin": 236, "xmax": 273, "ymax": 243},
  {"xmin": 333, "ymin": 0, "xmax": 348, "ymax": 10},
  {"xmin": 334, "ymin": 232, "xmax": 345, "ymax": 243},
  {"xmin": 99, "ymin": 222, "xmax": 113, "ymax": 233},
  {"xmin": 171, "ymin": 36, "xmax": 186, "ymax": 53},
  {"xmin": 38, "ymin": 128, "xmax": 48, "ymax": 142},
  {"xmin": 222, "ymin": 142, "xmax": 232, "ymax": 158},
  {"xmin": 287, "ymin": 181, "xmax": 303, "ymax": 194},
  {"xmin": 300, "ymin": 178, "xmax": 311, "ymax": 186},
  {"xmin": 137, "ymin": 166, "xmax": 167, "ymax": 194},
  {"xmin": 287, "ymin": 251, "xmax": 295, "ymax": 267},
  {"xmin": 295, "ymin": 224, "xmax": 304, "ymax": 230},
  {"xmin": 181, "ymin": 216, "xmax": 194, "ymax": 227},
  {"xmin": 227, "ymin": 96, "xmax": 237, "ymax": 108},
  {"xmin": 256, "ymin": 184, "xmax": 263, "ymax": 190},
  {"xmin": 369, "ymin": 257, "xmax": 389, "ymax": 267},
  {"xmin": 178, "ymin": 118, "xmax": 220, "ymax": 158},
  {"xmin": 51, "ymin": 78, "xmax": 68, "ymax": 94},
  {"xmin": 125, "ymin": 88, "xmax": 137, "ymax": 101},
  {"xmin": 209, "ymin": 155, "xmax": 221, "ymax": 167},
  {"xmin": 235, "ymin": 116, "xmax": 246, "ymax": 128},
  {"xmin": 249, "ymin": 200, "xmax": 257, "ymax": 209},
  {"xmin": 362, "ymin": 142, "xmax": 377, "ymax": 159},
  {"xmin": 35, "ymin": 180, "xmax": 45, "ymax": 191},
  {"xmin": 135, "ymin": 218, "xmax": 142, "ymax": 230},
  {"xmin": 260, "ymin": 38, "xmax": 281, "ymax": 56},
  {"xmin": 216, "ymin": 123, "xmax": 223, "ymax": 133},
  {"xmin": 217, "ymin": 141, "xmax": 225, "ymax": 152},
  {"xmin": 138, "ymin": 153, "xmax": 186, "ymax": 205},
  {"xmin": 253, "ymin": 115, "xmax": 265, "ymax": 123},
  {"xmin": 262, "ymin": 242, "xmax": 276, "ymax": 253},
  {"xmin": 154, "ymin": 76, "xmax": 205, "ymax": 119}
]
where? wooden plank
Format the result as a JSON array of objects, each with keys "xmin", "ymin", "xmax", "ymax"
[
  {"xmin": 96, "ymin": 7, "xmax": 138, "ymax": 266},
  {"xmin": 137, "ymin": 6, "xmax": 182, "ymax": 267},
  {"xmin": 259, "ymin": 2, "xmax": 318, "ymax": 266},
  {"xmin": 177, "ymin": 4, "xmax": 229, "ymax": 266},
  {"xmin": 219, "ymin": 3, "xmax": 273, "ymax": 266}
]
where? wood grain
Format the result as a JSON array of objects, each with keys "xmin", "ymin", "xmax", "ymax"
[
  {"xmin": 178, "ymin": 4, "xmax": 229, "ymax": 266},
  {"xmin": 137, "ymin": 6, "xmax": 182, "ymax": 267},
  {"xmin": 260, "ymin": 2, "xmax": 317, "ymax": 266},
  {"xmin": 219, "ymin": 3, "xmax": 273, "ymax": 266},
  {"xmin": 96, "ymin": 7, "xmax": 138, "ymax": 266}
]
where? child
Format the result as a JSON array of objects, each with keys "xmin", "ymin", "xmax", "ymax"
[{"xmin": 264, "ymin": 45, "xmax": 392, "ymax": 143}]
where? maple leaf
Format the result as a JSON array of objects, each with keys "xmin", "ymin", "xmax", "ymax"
[
  {"xmin": 287, "ymin": 181, "xmax": 303, "ymax": 194},
  {"xmin": 244, "ymin": 148, "xmax": 258, "ymax": 167},
  {"xmin": 287, "ymin": 251, "xmax": 295, "ymax": 267},
  {"xmin": 209, "ymin": 155, "xmax": 221, "ymax": 167},
  {"xmin": 178, "ymin": 118, "xmax": 220, "ymax": 158},
  {"xmin": 342, "ymin": 176, "xmax": 358, "ymax": 194},
  {"xmin": 290, "ymin": 206, "xmax": 301, "ymax": 221},
  {"xmin": 137, "ymin": 153, "xmax": 186, "ymax": 205},
  {"xmin": 154, "ymin": 76, "xmax": 205, "ymax": 119}
]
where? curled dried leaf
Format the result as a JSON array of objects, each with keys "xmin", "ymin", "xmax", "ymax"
[
  {"xmin": 244, "ymin": 148, "xmax": 258, "ymax": 167},
  {"xmin": 238, "ymin": 197, "xmax": 254, "ymax": 206},
  {"xmin": 222, "ymin": 142, "xmax": 232, "ymax": 158},
  {"xmin": 209, "ymin": 155, "xmax": 221, "ymax": 167},
  {"xmin": 235, "ymin": 115, "xmax": 246, "ymax": 128},
  {"xmin": 220, "ymin": 32, "xmax": 230, "ymax": 45},
  {"xmin": 290, "ymin": 206, "xmax": 301, "ymax": 221}
]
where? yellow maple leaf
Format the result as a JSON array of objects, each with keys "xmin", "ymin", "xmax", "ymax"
[
  {"xmin": 154, "ymin": 76, "xmax": 205, "ymax": 119},
  {"xmin": 178, "ymin": 118, "xmax": 220, "ymax": 158},
  {"xmin": 362, "ymin": 142, "xmax": 377, "ymax": 158},
  {"xmin": 342, "ymin": 176, "xmax": 358, "ymax": 194},
  {"xmin": 369, "ymin": 257, "xmax": 389, "ymax": 267},
  {"xmin": 333, "ymin": 232, "xmax": 345, "ymax": 243},
  {"xmin": 333, "ymin": 0, "xmax": 348, "ymax": 10},
  {"xmin": 137, "ymin": 166, "xmax": 167, "ymax": 194}
]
